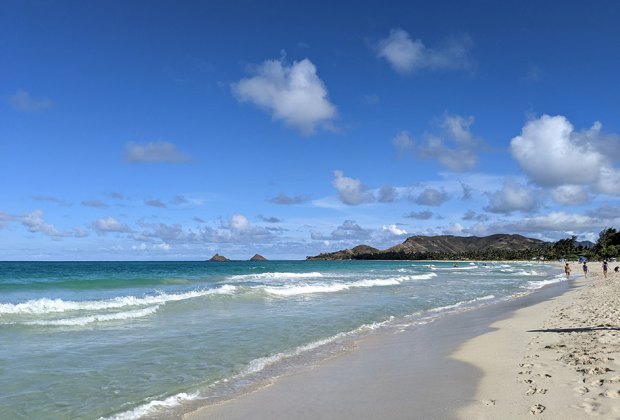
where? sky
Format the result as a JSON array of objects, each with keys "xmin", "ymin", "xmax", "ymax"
[{"xmin": 1, "ymin": 0, "xmax": 620, "ymax": 260}]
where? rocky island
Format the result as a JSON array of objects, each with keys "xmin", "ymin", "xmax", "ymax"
[
  {"xmin": 249, "ymin": 254, "xmax": 268, "ymax": 261},
  {"xmin": 209, "ymin": 253, "xmax": 230, "ymax": 262}
]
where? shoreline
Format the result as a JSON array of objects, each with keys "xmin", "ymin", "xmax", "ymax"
[
  {"xmin": 455, "ymin": 262, "xmax": 620, "ymax": 418},
  {"xmin": 182, "ymin": 264, "xmax": 577, "ymax": 419}
]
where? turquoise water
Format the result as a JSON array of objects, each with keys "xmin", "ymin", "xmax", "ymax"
[{"xmin": 0, "ymin": 260, "xmax": 562, "ymax": 419}]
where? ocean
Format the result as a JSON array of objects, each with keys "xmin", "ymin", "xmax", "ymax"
[{"xmin": 0, "ymin": 260, "xmax": 563, "ymax": 419}]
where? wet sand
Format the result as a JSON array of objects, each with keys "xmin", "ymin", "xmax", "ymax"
[{"xmin": 184, "ymin": 267, "xmax": 586, "ymax": 419}]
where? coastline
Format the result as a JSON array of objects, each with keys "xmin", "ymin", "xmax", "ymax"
[
  {"xmin": 182, "ymin": 262, "xmax": 593, "ymax": 420},
  {"xmin": 455, "ymin": 262, "xmax": 620, "ymax": 418}
]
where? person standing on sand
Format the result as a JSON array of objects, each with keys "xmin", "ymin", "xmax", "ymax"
[
  {"xmin": 582, "ymin": 262, "xmax": 588, "ymax": 278},
  {"xmin": 602, "ymin": 260, "xmax": 608, "ymax": 278},
  {"xmin": 564, "ymin": 262, "xmax": 571, "ymax": 279}
]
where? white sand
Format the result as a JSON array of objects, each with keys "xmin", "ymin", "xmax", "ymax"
[
  {"xmin": 455, "ymin": 261, "xmax": 620, "ymax": 418},
  {"xmin": 184, "ymin": 262, "xmax": 620, "ymax": 419}
]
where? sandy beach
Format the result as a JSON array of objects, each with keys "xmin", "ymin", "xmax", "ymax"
[{"xmin": 184, "ymin": 262, "xmax": 620, "ymax": 419}]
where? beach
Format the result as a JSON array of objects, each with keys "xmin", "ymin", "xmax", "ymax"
[
  {"xmin": 0, "ymin": 260, "xmax": 565, "ymax": 419},
  {"xmin": 185, "ymin": 262, "xmax": 620, "ymax": 419}
]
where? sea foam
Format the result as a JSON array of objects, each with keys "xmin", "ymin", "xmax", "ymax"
[
  {"xmin": 25, "ymin": 305, "xmax": 160, "ymax": 326},
  {"xmin": 0, "ymin": 285, "xmax": 237, "ymax": 316}
]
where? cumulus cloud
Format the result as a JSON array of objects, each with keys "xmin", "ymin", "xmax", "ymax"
[
  {"xmin": 269, "ymin": 193, "xmax": 310, "ymax": 205},
  {"xmin": 332, "ymin": 171, "xmax": 375, "ymax": 205},
  {"xmin": 588, "ymin": 204, "xmax": 620, "ymax": 221},
  {"xmin": 232, "ymin": 57, "xmax": 337, "ymax": 134},
  {"xmin": 462, "ymin": 210, "xmax": 489, "ymax": 222},
  {"xmin": 551, "ymin": 185, "xmax": 589, "ymax": 205},
  {"xmin": 377, "ymin": 185, "xmax": 397, "ymax": 203},
  {"xmin": 494, "ymin": 212, "xmax": 602, "ymax": 235},
  {"xmin": 82, "ymin": 199, "xmax": 109, "ymax": 209},
  {"xmin": 412, "ymin": 188, "xmax": 449, "ymax": 206},
  {"xmin": 510, "ymin": 115, "xmax": 620, "ymax": 195},
  {"xmin": 382, "ymin": 224, "xmax": 408, "ymax": 236},
  {"xmin": 405, "ymin": 210, "xmax": 434, "ymax": 220},
  {"xmin": 395, "ymin": 115, "xmax": 481, "ymax": 172},
  {"xmin": 311, "ymin": 220, "xmax": 371, "ymax": 241},
  {"xmin": 8, "ymin": 89, "xmax": 52, "ymax": 112},
  {"xmin": 376, "ymin": 28, "xmax": 473, "ymax": 74},
  {"xmin": 92, "ymin": 216, "xmax": 131, "ymax": 235},
  {"xmin": 484, "ymin": 180, "xmax": 538, "ymax": 214},
  {"xmin": 124, "ymin": 141, "xmax": 190, "ymax": 163},
  {"xmin": 132, "ymin": 214, "xmax": 273, "ymax": 246},
  {"xmin": 21, "ymin": 210, "xmax": 79, "ymax": 238}
]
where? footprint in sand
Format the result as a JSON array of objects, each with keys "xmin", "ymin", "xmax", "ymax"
[
  {"xmin": 604, "ymin": 389, "xmax": 620, "ymax": 399},
  {"xmin": 481, "ymin": 399, "xmax": 496, "ymax": 406},
  {"xmin": 530, "ymin": 404, "xmax": 545, "ymax": 414},
  {"xmin": 574, "ymin": 386, "xmax": 589, "ymax": 395}
]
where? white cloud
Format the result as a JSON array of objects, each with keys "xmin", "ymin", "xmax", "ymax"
[
  {"xmin": 311, "ymin": 220, "xmax": 372, "ymax": 241},
  {"xmin": 229, "ymin": 214, "xmax": 250, "ymax": 232},
  {"xmin": 484, "ymin": 180, "xmax": 538, "ymax": 214},
  {"xmin": 332, "ymin": 170, "xmax": 375, "ymax": 205},
  {"xmin": 376, "ymin": 28, "xmax": 473, "ymax": 74},
  {"xmin": 124, "ymin": 141, "xmax": 190, "ymax": 163},
  {"xmin": 382, "ymin": 224, "xmax": 408, "ymax": 236},
  {"xmin": 413, "ymin": 188, "xmax": 449, "ymax": 206},
  {"xmin": 92, "ymin": 216, "xmax": 132, "ymax": 235},
  {"xmin": 394, "ymin": 115, "xmax": 481, "ymax": 172},
  {"xmin": 232, "ymin": 57, "xmax": 337, "ymax": 134},
  {"xmin": 510, "ymin": 115, "xmax": 620, "ymax": 196},
  {"xmin": 495, "ymin": 212, "xmax": 601, "ymax": 234},
  {"xmin": 21, "ymin": 210, "xmax": 75, "ymax": 238},
  {"xmin": 551, "ymin": 185, "xmax": 589, "ymax": 205},
  {"xmin": 8, "ymin": 89, "xmax": 52, "ymax": 112}
]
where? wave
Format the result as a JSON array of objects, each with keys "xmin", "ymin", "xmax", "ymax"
[
  {"xmin": 25, "ymin": 306, "xmax": 160, "ymax": 326},
  {"xmin": 0, "ymin": 285, "xmax": 237, "ymax": 316},
  {"xmin": 522, "ymin": 275, "xmax": 566, "ymax": 290},
  {"xmin": 264, "ymin": 273, "xmax": 437, "ymax": 296},
  {"xmin": 105, "ymin": 392, "xmax": 200, "ymax": 420},
  {"xmin": 228, "ymin": 272, "xmax": 324, "ymax": 281},
  {"xmin": 106, "ymin": 317, "xmax": 397, "ymax": 419},
  {"xmin": 428, "ymin": 295, "xmax": 496, "ymax": 313}
]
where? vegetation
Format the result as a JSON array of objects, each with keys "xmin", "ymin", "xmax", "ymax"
[
  {"xmin": 536, "ymin": 227, "xmax": 619, "ymax": 261},
  {"xmin": 307, "ymin": 228, "xmax": 620, "ymax": 261}
]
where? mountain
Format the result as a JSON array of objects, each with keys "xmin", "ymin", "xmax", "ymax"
[
  {"xmin": 209, "ymin": 253, "xmax": 230, "ymax": 262},
  {"xmin": 307, "ymin": 234, "xmax": 547, "ymax": 260},
  {"xmin": 250, "ymin": 254, "xmax": 268, "ymax": 261},
  {"xmin": 575, "ymin": 240, "xmax": 595, "ymax": 249}
]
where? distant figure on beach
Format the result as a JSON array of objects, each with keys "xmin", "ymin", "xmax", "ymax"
[
  {"xmin": 564, "ymin": 263, "xmax": 571, "ymax": 279},
  {"xmin": 582, "ymin": 262, "xmax": 588, "ymax": 278},
  {"xmin": 602, "ymin": 260, "xmax": 608, "ymax": 278},
  {"xmin": 615, "ymin": 266, "xmax": 619, "ymax": 273}
]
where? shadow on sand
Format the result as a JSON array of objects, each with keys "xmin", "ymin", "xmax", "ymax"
[{"xmin": 528, "ymin": 326, "xmax": 620, "ymax": 333}]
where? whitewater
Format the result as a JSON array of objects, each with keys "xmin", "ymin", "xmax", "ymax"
[{"xmin": 0, "ymin": 260, "xmax": 563, "ymax": 419}]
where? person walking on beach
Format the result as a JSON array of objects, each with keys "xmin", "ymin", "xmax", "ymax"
[
  {"xmin": 603, "ymin": 260, "xmax": 608, "ymax": 278},
  {"xmin": 582, "ymin": 262, "xmax": 588, "ymax": 278},
  {"xmin": 564, "ymin": 262, "xmax": 571, "ymax": 279}
]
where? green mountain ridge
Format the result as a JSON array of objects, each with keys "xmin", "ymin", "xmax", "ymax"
[{"xmin": 307, "ymin": 234, "xmax": 547, "ymax": 260}]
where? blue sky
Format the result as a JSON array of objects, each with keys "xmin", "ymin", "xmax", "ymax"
[{"xmin": 2, "ymin": 0, "xmax": 620, "ymax": 260}]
